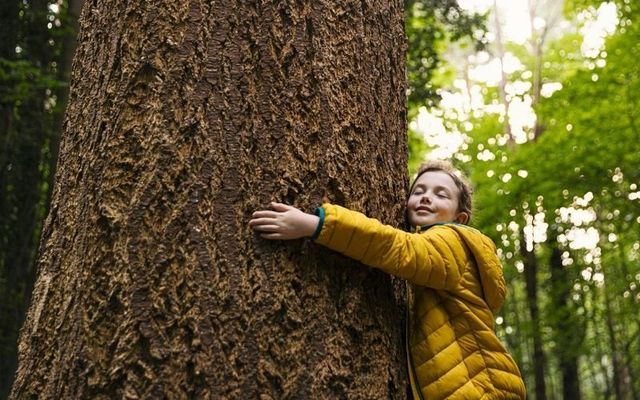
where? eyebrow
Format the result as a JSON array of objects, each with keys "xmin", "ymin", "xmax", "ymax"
[{"xmin": 412, "ymin": 184, "xmax": 453, "ymax": 195}]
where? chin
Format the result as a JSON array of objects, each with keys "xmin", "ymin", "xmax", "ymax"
[{"xmin": 410, "ymin": 218, "xmax": 433, "ymax": 227}]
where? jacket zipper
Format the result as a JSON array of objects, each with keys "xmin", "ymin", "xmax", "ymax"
[{"xmin": 406, "ymin": 284, "xmax": 425, "ymax": 400}]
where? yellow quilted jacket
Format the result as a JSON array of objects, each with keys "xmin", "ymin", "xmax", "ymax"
[{"xmin": 314, "ymin": 204, "xmax": 526, "ymax": 399}]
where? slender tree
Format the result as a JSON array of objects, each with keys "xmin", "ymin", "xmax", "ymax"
[
  {"xmin": 0, "ymin": 2, "xmax": 22, "ymax": 396},
  {"xmin": 11, "ymin": 1, "xmax": 409, "ymax": 398},
  {"xmin": 519, "ymin": 228, "xmax": 547, "ymax": 400},
  {"xmin": 548, "ymin": 230, "xmax": 582, "ymax": 399},
  {"xmin": 492, "ymin": 0, "xmax": 514, "ymax": 146}
]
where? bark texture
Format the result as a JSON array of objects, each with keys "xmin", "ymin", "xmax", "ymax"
[{"xmin": 11, "ymin": 0, "xmax": 408, "ymax": 398}]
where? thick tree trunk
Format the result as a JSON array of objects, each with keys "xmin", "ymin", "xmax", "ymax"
[{"xmin": 11, "ymin": 1, "xmax": 408, "ymax": 398}]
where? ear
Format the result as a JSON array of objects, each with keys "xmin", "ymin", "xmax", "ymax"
[{"xmin": 455, "ymin": 212, "xmax": 469, "ymax": 225}]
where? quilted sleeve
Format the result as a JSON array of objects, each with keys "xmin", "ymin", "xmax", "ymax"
[{"xmin": 314, "ymin": 204, "xmax": 467, "ymax": 289}]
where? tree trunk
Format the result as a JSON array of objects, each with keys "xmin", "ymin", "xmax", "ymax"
[
  {"xmin": 602, "ymin": 251, "xmax": 635, "ymax": 400},
  {"xmin": 503, "ymin": 280, "xmax": 525, "ymax": 374},
  {"xmin": 520, "ymin": 230, "xmax": 547, "ymax": 400},
  {"xmin": 548, "ymin": 237, "xmax": 581, "ymax": 400},
  {"xmin": 581, "ymin": 287, "xmax": 605, "ymax": 398},
  {"xmin": 47, "ymin": 0, "xmax": 86, "ymax": 210},
  {"xmin": 591, "ymin": 284, "xmax": 614, "ymax": 399},
  {"xmin": 615, "ymin": 244, "xmax": 640, "ymax": 400},
  {"xmin": 0, "ymin": 2, "xmax": 21, "ymax": 397},
  {"xmin": 1, "ymin": 0, "xmax": 52, "ymax": 397},
  {"xmin": 0, "ymin": 0, "xmax": 21, "ymax": 269},
  {"xmin": 603, "ymin": 279, "xmax": 626, "ymax": 400},
  {"xmin": 492, "ymin": 0, "xmax": 514, "ymax": 147},
  {"xmin": 11, "ymin": 1, "xmax": 408, "ymax": 398}
]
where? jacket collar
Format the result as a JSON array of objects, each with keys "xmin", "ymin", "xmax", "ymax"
[{"xmin": 412, "ymin": 221, "xmax": 464, "ymax": 233}]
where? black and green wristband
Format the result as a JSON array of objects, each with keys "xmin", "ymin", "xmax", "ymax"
[{"xmin": 311, "ymin": 207, "xmax": 325, "ymax": 240}]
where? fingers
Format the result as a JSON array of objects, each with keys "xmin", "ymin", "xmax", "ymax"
[
  {"xmin": 270, "ymin": 202, "xmax": 293, "ymax": 212},
  {"xmin": 260, "ymin": 232, "xmax": 284, "ymax": 240},
  {"xmin": 249, "ymin": 218, "xmax": 271, "ymax": 227},
  {"xmin": 251, "ymin": 210, "xmax": 279, "ymax": 219},
  {"xmin": 251, "ymin": 203, "xmax": 293, "ymax": 219},
  {"xmin": 251, "ymin": 224, "xmax": 280, "ymax": 232},
  {"xmin": 249, "ymin": 217, "xmax": 278, "ymax": 227},
  {"xmin": 250, "ymin": 203, "xmax": 296, "ymax": 241},
  {"xmin": 260, "ymin": 232, "xmax": 298, "ymax": 240}
]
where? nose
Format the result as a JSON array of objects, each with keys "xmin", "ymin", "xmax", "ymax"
[{"xmin": 420, "ymin": 193, "xmax": 432, "ymax": 204}]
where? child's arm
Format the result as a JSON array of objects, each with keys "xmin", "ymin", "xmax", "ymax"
[
  {"xmin": 315, "ymin": 204, "xmax": 466, "ymax": 289},
  {"xmin": 250, "ymin": 203, "xmax": 467, "ymax": 290}
]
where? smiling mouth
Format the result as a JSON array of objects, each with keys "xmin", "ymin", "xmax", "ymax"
[{"xmin": 416, "ymin": 207, "xmax": 433, "ymax": 213}]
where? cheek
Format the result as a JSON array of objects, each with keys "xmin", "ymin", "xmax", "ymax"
[{"xmin": 444, "ymin": 202, "xmax": 458, "ymax": 215}]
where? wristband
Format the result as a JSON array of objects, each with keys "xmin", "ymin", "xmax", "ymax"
[{"xmin": 311, "ymin": 207, "xmax": 325, "ymax": 240}]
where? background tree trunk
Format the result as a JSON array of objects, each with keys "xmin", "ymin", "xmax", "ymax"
[
  {"xmin": 1, "ymin": 0, "xmax": 57, "ymax": 396},
  {"xmin": 0, "ymin": 2, "xmax": 21, "ymax": 396},
  {"xmin": 548, "ymin": 235, "xmax": 581, "ymax": 400},
  {"xmin": 520, "ymin": 230, "xmax": 547, "ymax": 400},
  {"xmin": 11, "ymin": 0, "xmax": 408, "ymax": 398}
]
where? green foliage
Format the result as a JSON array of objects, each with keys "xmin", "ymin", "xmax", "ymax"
[
  {"xmin": 406, "ymin": 0, "xmax": 488, "ymax": 119},
  {"xmin": 0, "ymin": 59, "xmax": 63, "ymax": 104},
  {"xmin": 532, "ymin": 16, "xmax": 640, "ymax": 206},
  {"xmin": 405, "ymin": 1, "xmax": 489, "ymax": 174},
  {"xmin": 0, "ymin": 0, "xmax": 76, "ymax": 396},
  {"xmin": 407, "ymin": 126, "xmax": 430, "ymax": 176},
  {"xmin": 564, "ymin": 0, "xmax": 615, "ymax": 17},
  {"xmin": 423, "ymin": 1, "xmax": 640, "ymax": 396},
  {"xmin": 468, "ymin": 2, "xmax": 640, "ymax": 397}
]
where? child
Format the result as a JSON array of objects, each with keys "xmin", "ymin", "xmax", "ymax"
[{"xmin": 249, "ymin": 160, "xmax": 526, "ymax": 399}]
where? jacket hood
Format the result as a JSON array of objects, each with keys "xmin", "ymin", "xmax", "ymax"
[{"xmin": 447, "ymin": 225, "xmax": 507, "ymax": 313}]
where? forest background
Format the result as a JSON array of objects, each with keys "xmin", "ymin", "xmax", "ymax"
[{"xmin": 1, "ymin": 0, "xmax": 638, "ymax": 399}]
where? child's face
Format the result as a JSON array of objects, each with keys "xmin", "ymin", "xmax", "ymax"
[{"xmin": 407, "ymin": 171, "xmax": 468, "ymax": 227}]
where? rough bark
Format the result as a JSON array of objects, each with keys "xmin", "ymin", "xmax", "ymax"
[
  {"xmin": 47, "ymin": 0, "xmax": 86, "ymax": 209},
  {"xmin": 11, "ymin": 0, "xmax": 408, "ymax": 398}
]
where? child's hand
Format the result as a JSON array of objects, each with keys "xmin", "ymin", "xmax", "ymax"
[{"xmin": 250, "ymin": 202, "xmax": 320, "ymax": 240}]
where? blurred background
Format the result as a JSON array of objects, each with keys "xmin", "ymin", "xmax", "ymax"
[{"xmin": 1, "ymin": 0, "xmax": 638, "ymax": 398}]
